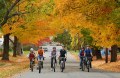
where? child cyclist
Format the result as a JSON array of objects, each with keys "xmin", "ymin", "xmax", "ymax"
[{"xmin": 28, "ymin": 48, "xmax": 35, "ymax": 69}]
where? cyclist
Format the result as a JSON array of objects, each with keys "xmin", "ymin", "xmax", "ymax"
[
  {"xmin": 50, "ymin": 47, "xmax": 57, "ymax": 70},
  {"xmin": 78, "ymin": 47, "xmax": 85, "ymax": 69},
  {"xmin": 59, "ymin": 46, "xmax": 67, "ymax": 65},
  {"xmin": 28, "ymin": 50, "xmax": 35, "ymax": 69},
  {"xmin": 30, "ymin": 48, "xmax": 36, "ymax": 63},
  {"xmin": 84, "ymin": 45, "xmax": 93, "ymax": 68},
  {"xmin": 37, "ymin": 46, "xmax": 44, "ymax": 68}
]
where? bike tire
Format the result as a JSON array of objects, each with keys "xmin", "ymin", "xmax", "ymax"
[
  {"xmin": 31, "ymin": 66, "xmax": 33, "ymax": 72},
  {"xmin": 61, "ymin": 66, "xmax": 64, "ymax": 72},
  {"xmin": 42, "ymin": 61, "xmax": 43, "ymax": 68},
  {"xmin": 61, "ymin": 62, "xmax": 64, "ymax": 72},
  {"xmin": 87, "ymin": 65, "xmax": 89, "ymax": 72},
  {"xmin": 87, "ymin": 61, "xmax": 90, "ymax": 72},
  {"xmin": 39, "ymin": 66, "xmax": 41, "ymax": 73},
  {"xmin": 53, "ymin": 62, "xmax": 55, "ymax": 72},
  {"xmin": 30, "ymin": 62, "xmax": 33, "ymax": 72},
  {"xmin": 81, "ymin": 62, "xmax": 85, "ymax": 71}
]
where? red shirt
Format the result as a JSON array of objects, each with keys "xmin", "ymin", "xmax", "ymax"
[{"xmin": 29, "ymin": 53, "xmax": 35, "ymax": 61}]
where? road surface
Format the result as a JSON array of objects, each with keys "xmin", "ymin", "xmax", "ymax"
[{"xmin": 12, "ymin": 52, "xmax": 120, "ymax": 78}]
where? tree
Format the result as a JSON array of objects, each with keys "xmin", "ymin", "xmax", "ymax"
[
  {"xmin": 54, "ymin": 0, "xmax": 120, "ymax": 63},
  {"xmin": 111, "ymin": 45, "xmax": 118, "ymax": 62},
  {"xmin": 53, "ymin": 30, "xmax": 72, "ymax": 49}
]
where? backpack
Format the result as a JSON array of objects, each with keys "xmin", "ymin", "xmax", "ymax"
[{"xmin": 80, "ymin": 50, "xmax": 84, "ymax": 56}]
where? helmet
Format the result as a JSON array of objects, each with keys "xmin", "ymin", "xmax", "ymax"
[
  {"xmin": 30, "ymin": 48, "xmax": 34, "ymax": 51},
  {"xmin": 39, "ymin": 46, "xmax": 42, "ymax": 49},
  {"xmin": 53, "ymin": 47, "xmax": 56, "ymax": 49}
]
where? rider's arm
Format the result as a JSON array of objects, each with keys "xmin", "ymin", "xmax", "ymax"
[
  {"xmin": 84, "ymin": 49, "xmax": 86, "ymax": 56},
  {"xmin": 43, "ymin": 49, "xmax": 44, "ymax": 55},
  {"xmin": 90, "ymin": 49, "xmax": 93, "ymax": 56},
  {"xmin": 65, "ymin": 50, "xmax": 67, "ymax": 58},
  {"xmin": 50, "ymin": 51, "xmax": 52, "ymax": 57}
]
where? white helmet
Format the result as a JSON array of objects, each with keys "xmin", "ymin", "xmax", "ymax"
[{"xmin": 30, "ymin": 48, "xmax": 34, "ymax": 51}]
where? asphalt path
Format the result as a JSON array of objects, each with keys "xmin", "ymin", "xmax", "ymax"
[{"xmin": 12, "ymin": 52, "xmax": 120, "ymax": 78}]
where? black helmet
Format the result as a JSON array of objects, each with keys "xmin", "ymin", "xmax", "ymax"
[{"xmin": 53, "ymin": 47, "xmax": 56, "ymax": 49}]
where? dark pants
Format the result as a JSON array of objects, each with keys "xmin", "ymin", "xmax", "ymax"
[
  {"xmin": 51, "ymin": 57, "xmax": 57, "ymax": 68},
  {"xmin": 80, "ymin": 56, "xmax": 84, "ymax": 68}
]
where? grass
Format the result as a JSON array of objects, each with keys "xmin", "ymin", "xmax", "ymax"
[
  {"xmin": 24, "ymin": 51, "xmax": 30, "ymax": 55},
  {"xmin": 0, "ymin": 63, "xmax": 5, "ymax": 66},
  {"xmin": 69, "ymin": 50, "xmax": 79, "ymax": 55},
  {"xmin": 0, "ymin": 51, "xmax": 29, "ymax": 78}
]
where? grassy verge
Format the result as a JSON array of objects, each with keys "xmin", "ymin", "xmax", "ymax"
[
  {"xmin": 0, "ymin": 51, "xmax": 29, "ymax": 78},
  {"xmin": 69, "ymin": 50, "xmax": 120, "ymax": 72}
]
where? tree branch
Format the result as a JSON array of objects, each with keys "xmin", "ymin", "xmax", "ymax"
[
  {"xmin": 9, "ymin": 38, "xmax": 14, "ymax": 44},
  {"xmin": 0, "ymin": 0, "xmax": 21, "ymax": 27},
  {"xmin": 8, "ymin": 11, "xmax": 29, "ymax": 18}
]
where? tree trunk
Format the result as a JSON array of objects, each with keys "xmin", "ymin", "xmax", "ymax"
[
  {"xmin": 17, "ymin": 41, "xmax": 22, "ymax": 55},
  {"xmin": 111, "ymin": 45, "xmax": 117, "ymax": 62},
  {"xmin": 2, "ymin": 34, "xmax": 10, "ymax": 60},
  {"xmin": 78, "ymin": 33, "xmax": 81, "ymax": 50},
  {"xmin": 105, "ymin": 48, "xmax": 108, "ymax": 63},
  {"xmin": 13, "ymin": 36, "xmax": 18, "ymax": 57},
  {"xmin": 95, "ymin": 48, "xmax": 102, "ymax": 59}
]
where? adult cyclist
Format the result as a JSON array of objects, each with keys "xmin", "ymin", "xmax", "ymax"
[
  {"xmin": 50, "ymin": 47, "xmax": 57, "ymax": 70},
  {"xmin": 84, "ymin": 45, "xmax": 93, "ymax": 68},
  {"xmin": 37, "ymin": 46, "xmax": 44, "ymax": 68},
  {"xmin": 78, "ymin": 47, "xmax": 85, "ymax": 69},
  {"xmin": 59, "ymin": 46, "xmax": 67, "ymax": 66}
]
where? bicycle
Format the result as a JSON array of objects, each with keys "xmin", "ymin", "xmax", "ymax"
[
  {"xmin": 80, "ymin": 56, "xmax": 86, "ymax": 71},
  {"xmin": 60, "ymin": 57, "xmax": 66, "ymax": 72},
  {"xmin": 30, "ymin": 58, "xmax": 34, "ymax": 72},
  {"xmin": 51, "ymin": 55, "xmax": 57, "ymax": 72},
  {"xmin": 85, "ymin": 57, "xmax": 92, "ymax": 72},
  {"xmin": 38, "ymin": 56, "xmax": 44, "ymax": 73}
]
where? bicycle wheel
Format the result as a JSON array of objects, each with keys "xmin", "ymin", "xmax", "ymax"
[
  {"xmin": 30, "ymin": 62, "xmax": 33, "ymax": 72},
  {"xmin": 39, "ymin": 62, "xmax": 41, "ymax": 73},
  {"xmin": 87, "ymin": 61, "xmax": 90, "ymax": 72},
  {"xmin": 81, "ymin": 62, "xmax": 85, "ymax": 71},
  {"xmin": 42, "ymin": 61, "xmax": 43, "ymax": 68},
  {"xmin": 53, "ymin": 62, "xmax": 56, "ymax": 72},
  {"xmin": 39, "ymin": 66, "xmax": 41, "ymax": 73},
  {"xmin": 61, "ymin": 62, "xmax": 64, "ymax": 72}
]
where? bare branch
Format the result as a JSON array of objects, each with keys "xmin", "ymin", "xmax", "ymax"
[
  {"xmin": 9, "ymin": 38, "xmax": 14, "ymax": 44},
  {"xmin": 0, "ymin": 0, "xmax": 21, "ymax": 27},
  {"xmin": 8, "ymin": 11, "xmax": 29, "ymax": 18}
]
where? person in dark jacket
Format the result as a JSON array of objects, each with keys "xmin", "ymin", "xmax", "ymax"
[{"xmin": 78, "ymin": 47, "xmax": 85, "ymax": 69}]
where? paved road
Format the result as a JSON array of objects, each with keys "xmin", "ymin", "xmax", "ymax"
[{"xmin": 12, "ymin": 52, "xmax": 120, "ymax": 78}]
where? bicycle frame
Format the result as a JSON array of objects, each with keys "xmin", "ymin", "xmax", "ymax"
[
  {"xmin": 85, "ymin": 57, "xmax": 92, "ymax": 72},
  {"xmin": 60, "ymin": 57, "xmax": 65, "ymax": 72},
  {"xmin": 80, "ymin": 56, "xmax": 86, "ymax": 71},
  {"xmin": 30, "ymin": 59, "xmax": 34, "ymax": 72},
  {"xmin": 52, "ymin": 55, "xmax": 56, "ymax": 72},
  {"xmin": 38, "ymin": 56, "xmax": 44, "ymax": 73}
]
